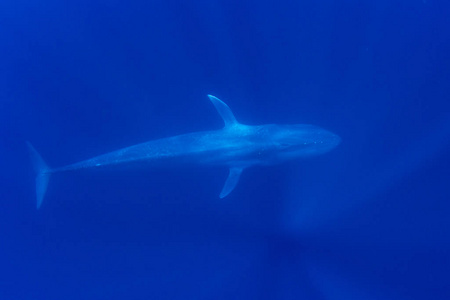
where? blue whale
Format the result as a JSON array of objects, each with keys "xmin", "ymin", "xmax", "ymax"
[{"xmin": 28, "ymin": 95, "xmax": 340, "ymax": 209}]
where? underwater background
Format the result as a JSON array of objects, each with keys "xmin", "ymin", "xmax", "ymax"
[{"xmin": 1, "ymin": 0, "xmax": 450, "ymax": 299}]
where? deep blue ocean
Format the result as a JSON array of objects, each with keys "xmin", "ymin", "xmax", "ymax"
[{"xmin": 2, "ymin": 1, "xmax": 450, "ymax": 299}]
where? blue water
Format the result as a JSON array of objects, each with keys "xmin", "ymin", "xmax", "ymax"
[{"xmin": 1, "ymin": 1, "xmax": 450, "ymax": 299}]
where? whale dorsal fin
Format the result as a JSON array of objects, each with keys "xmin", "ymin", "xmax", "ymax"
[
  {"xmin": 220, "ymin": 167, "xmax": 243, "ymax": 198},
  {"xmin": 208, "ymin": 95, "xmax": 238, "ymax": 128}
]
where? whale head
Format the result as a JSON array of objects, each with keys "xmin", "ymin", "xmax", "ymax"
[{"xmin": 269, "ymin": 124, "xmax": 341, "ymax": 161}]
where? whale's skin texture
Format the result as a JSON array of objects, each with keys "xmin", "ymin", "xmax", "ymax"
[{"xmin": 54, "ymin": 124, "xmax": 339, "ymax": 173}]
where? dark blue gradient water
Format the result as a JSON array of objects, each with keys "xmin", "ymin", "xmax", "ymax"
[{"xmin": 1, "ymin": 1, "xmax": 450, "ymax": 299}]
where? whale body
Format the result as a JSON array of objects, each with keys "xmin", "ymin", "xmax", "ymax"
[{"xmin": 28, "ymin": 95, "xmax": 340, "ymax": 209}]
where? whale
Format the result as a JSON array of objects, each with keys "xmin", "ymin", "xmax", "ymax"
[{"xmin": 27, "ymin": 95, "xmax": 340, "ymax": 209}]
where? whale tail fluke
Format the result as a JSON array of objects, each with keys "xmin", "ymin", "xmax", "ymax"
[{"xmin": 26, "ymin": 142, "xmax": 50, "ymax": 209}]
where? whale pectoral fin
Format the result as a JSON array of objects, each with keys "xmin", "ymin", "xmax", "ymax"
[
  {"xmin": 208, "ymin": 95, "xmax": 238, "ymax": 128},
  {"xmin": 220, "ymin": 167, "xmax": 243, "ymax": 198}
]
